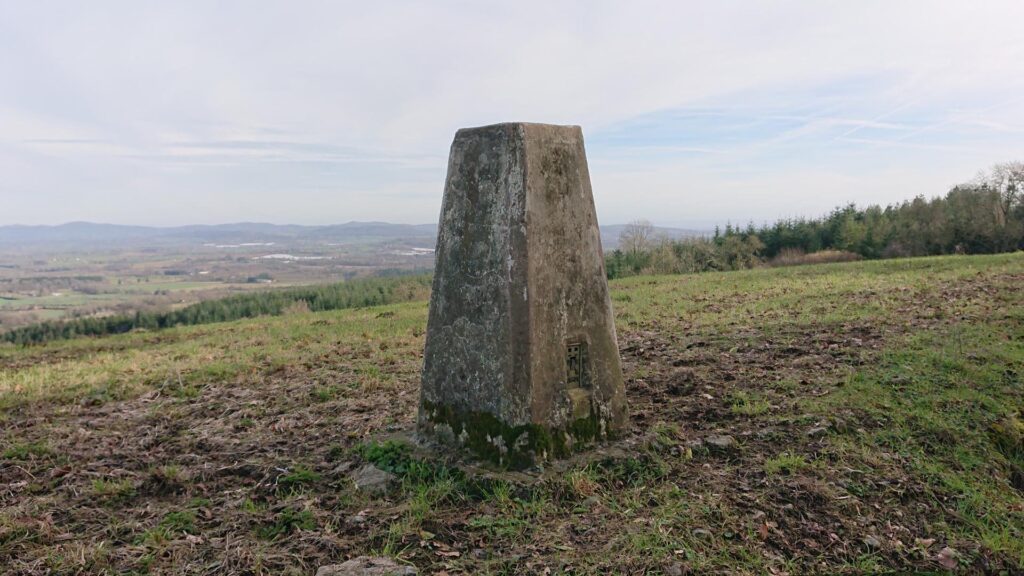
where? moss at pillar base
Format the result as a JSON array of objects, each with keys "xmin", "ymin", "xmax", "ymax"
[{"xmin": 419, "ymin": 401, "xmax": 616, "ymax": 469}]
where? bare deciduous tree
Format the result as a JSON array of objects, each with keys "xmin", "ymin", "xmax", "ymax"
[
  {"xmin": 976, "ymin": 161, "xmax": 1024, "ymax": 223},
  {"xmin": 619, "ymin": 219, "xmax": 655, "ymax": 256}
]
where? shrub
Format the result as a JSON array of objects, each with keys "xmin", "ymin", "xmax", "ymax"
[{"xmin": 770, "ymin": 249, "xmax": 862, "ymax": 267}]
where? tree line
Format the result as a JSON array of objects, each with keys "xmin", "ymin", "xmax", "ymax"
[
  {"xmin": 607, "ymin": 161, "xmax": 1023, "ymax": 279},
  {"xmin": 3, "ymin": 275, "xmax": 431, "ymax": 346}
]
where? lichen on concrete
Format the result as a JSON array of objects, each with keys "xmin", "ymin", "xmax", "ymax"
[{"xmin": 420, "ymin": 400, "xmax": 616, "ymax": 469}]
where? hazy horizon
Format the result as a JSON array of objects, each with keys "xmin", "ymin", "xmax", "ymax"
[
  {"xmin": 0, "ymin": 219, "xmax": 714, "ymax": 231},
  {"xmin": 3, "ymin": 1, "xmax": 1023, "ymax": 228}
]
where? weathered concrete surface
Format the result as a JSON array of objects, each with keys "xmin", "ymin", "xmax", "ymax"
[{"xmin": 419, "ymin": 122, "xmax": 626, "ymax": 467}]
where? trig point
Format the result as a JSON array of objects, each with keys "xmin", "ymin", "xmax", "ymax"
[{"xmin": 419, "ymin": 122, "xmax": 627, "ymax": 468}]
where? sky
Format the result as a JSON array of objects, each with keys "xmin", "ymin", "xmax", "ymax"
[{"xmin": 2, "ymin": 1, "xmax": 1023, "ymax": 229}]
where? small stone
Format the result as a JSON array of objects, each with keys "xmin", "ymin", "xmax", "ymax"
[
  {"xmin": 672, "ymin": 367, "xmax": 696, "ymax": 382},
  {"xmin": 862, "ymin": 535, "xmax": 882, "ymax": 549},
  {"xmin": 345, "ymin": 512, "xmax": 367, "ymax": 526},
  {"xmin": 914, "ymin": 537, "xmax": 936, "ymax": 549},
  {"xmin": 332, "ymin": 461, "xmax": 355, "ymax": 475},
  {"xmin": 316, "ymin": 557, "xmax": 416, "ymax": 576},
  {"xmin": 665, "ymin": 562, "xmax": 685, "ymax": 576},
  {"xmin": 704, "ymin": 434, "xmax": 736, "ymax": 450},
  {"xmin": 807, "ymin": 426, "xmax": 829, "ymax": 438},
  {"xmin": 692, "ymin": 528, "xmax": 713, "ymax": 539},
  {"xmin": 351, "ymin": 464, "xmax": 396, "ymax": 497},
  {"xmin": 936, "ymin": 546, "xmax": 958, "ymax": 570},
  {"xmin": 80, "ymin": 395, "xmax": 103, "ymax": 407}
]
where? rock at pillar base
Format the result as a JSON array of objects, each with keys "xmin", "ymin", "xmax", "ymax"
[{"xmin": 418, "ymin": 122, "xmax": 627, "ymax": 468}]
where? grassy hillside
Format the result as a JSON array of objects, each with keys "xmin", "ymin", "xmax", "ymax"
[
  {"xmin": 1, "ymin": 254, "xmax": 1022, "ymax": 574},
  {"xmin": 2, "ymin": 275, "xmax": 431, "ymax": 345}
]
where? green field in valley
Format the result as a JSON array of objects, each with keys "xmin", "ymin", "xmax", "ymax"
[{"xmin": 1, "ymin": 253, "xmax": 1022, "ymax": 574}]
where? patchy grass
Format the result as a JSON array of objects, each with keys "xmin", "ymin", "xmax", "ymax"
[
  {"xmin": 91, "ymin": 478, "xmax": 135, "ymax": 503},
  {"xmin": 277, "ymin": 466, "xmax": 321, "ymax": 492},
  {"xmin": 729, "ymin": 391, "xmax": 771, "ymax": 416},
  {"xmin": 256, "ymin": 507, "xmax": 316, "ymax": 541},
  {"xmin": 2, "ymin": 440, "xmax": 51, "ymax": 460},
  {"xmin": 0, "ymin": 253, "xmax": 1022, "ymax": 574},
  {"xmin": 806, "ymin": 320, "xmax": 1024, "ymax": 567},
  {"xmin": 764, "ymin": 452, "xmax": 809, "ymax": 475}
]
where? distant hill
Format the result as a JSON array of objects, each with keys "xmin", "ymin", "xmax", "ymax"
[
  {"xmin": 0, "ymin": 221, "xmax": 707, "ymax": 252},
  {"xmin": 0, "ymin": 221, "xmax": 439, "ymax": 251}
]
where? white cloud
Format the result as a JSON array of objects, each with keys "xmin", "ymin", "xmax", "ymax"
[{"xmin": 1, "ymin": 0, "xmax": 1023, "ymax": 226}]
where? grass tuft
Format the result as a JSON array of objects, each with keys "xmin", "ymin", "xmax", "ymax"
[{"xmin": 764, "ymin": 453, "xmax": 809, "ymax": 475}]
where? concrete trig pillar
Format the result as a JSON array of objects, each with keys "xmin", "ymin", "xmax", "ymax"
[{"xmin": 419, "ymin": 122, "xmax": 627, "ymax": 468}]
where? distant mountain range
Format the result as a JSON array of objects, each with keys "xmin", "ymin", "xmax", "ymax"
[
  {"xmin": 0, "ymin": 221, "xmax": 438, "ymax": 251},
  {"xmin": 0, "ymin": 221, "xmax": 707, "ymax": 251}
]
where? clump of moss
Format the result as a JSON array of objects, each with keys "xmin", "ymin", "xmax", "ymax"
[
  {"xmin": 990, "ymin": 413, "xmax": 1024, "ymax": 460},
  {"xmin": 420, "ymin": 401, "xmax": 612, "ymax": 469},
  {"xmin": 255, "ymin": 507, "xmax": 315, "ymax": 540},
  {"xmin": 277, "ymin": 465, "xmax": 320, "ymax": 492},
  {"xmin": 358, "ymin": 440, "xmax": 467, "ymax": 489},
  {"xmin": 359, "ymin": 440, "xmax": 418, "ymax": 475},
  {"xmin": 988, "ymin": 413, "xmax": 1024, "ymax": 492},
  {"xmin": 159, "ymin": 510, "xmax": 196, "ymax": 535}
]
